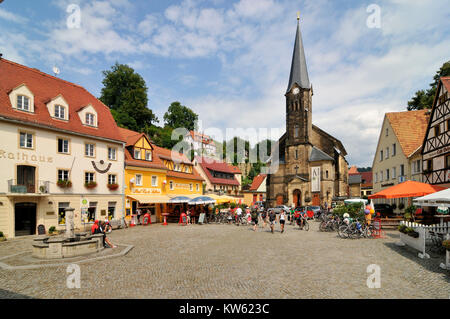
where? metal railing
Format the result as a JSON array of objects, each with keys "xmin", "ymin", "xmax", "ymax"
[{"xmin": 7, "ymin": 179, "xmax": 50, "ymax": 194}]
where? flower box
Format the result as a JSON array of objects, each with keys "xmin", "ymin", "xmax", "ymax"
[
  {"xmin": 84, "ymin": 181, "xmax": 97, "ymax": 189},
  {"xmin": 57, "ymin": 180, "xmax": 72, "ymax": 188},
  {"xmin": 107, "ymin": 183, "xmax": 119, "ymax": 191}
]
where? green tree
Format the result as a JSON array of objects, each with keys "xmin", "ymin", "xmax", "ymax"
[
  {"xmin": 163, "ymin": 102, "xmax": 198, "ymax": 131},
  {"xmin": 407, "ymin": 61, "xmax": 450, "ymax": 111},
  {"xmin": 100, "ymin": 63, "xmax": 158, "ymax": 131}
]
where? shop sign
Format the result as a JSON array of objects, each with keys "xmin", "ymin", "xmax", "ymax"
[
  {"xmin": 80, "ymin": 198, "xmax": 89, "ymax": 209},
  {"xmin": 423, "ymin": 146, "xmax": 450, "ymax": 160},
  {"xmin": 132, "ymin": 188, "xmax": 161, "ymax": 194},
  {"xmin": 175, "ymin": 183, "xmax": 190, "ymax": 190}
]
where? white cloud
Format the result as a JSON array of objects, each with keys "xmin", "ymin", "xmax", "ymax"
[{"xmin": 0, "ymin": 8, "xmax": 28, "ymax": 24}]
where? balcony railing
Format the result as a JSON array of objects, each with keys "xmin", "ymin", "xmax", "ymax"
[{"xmin": 7, "ymin": 179, "xmax": 50, "ymax": 194}]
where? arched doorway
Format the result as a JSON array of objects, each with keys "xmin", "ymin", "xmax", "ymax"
[
  {"xmin": 15, "ymin": 202, "xmax": 36, "ymax": 236},
  {"xmin": 293, "ymin": 189, "xmax": 301, "ymax": 207}
]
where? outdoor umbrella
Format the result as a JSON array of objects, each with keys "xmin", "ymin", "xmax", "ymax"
[
  {"xmin": 208, "ymin": 194, "xmax": 231, "ymax": 204},
  {"xmin": 168, "ymin": 196, "xmax": 192, "ymax": 204},
  {"xmin": 368, "ymin": 181, "xmax": 446, "ymax": 199},
  {"xmin": 188, "ymin": 196, "xmax": 216, "ymax": 205},
  {"xmin": 413, "ymin": 188, "xmax": 450, "ymax": 207}
]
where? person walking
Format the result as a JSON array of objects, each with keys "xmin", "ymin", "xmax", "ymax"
[
  {"xmin": 251, "ymin": 205, "xmax": 259, "ymax": 231},
  {"xmin": 235, "ymin": 206, "xmax": 243, "ymax": 226},
  {"xmin": 268, "ymin": 210, "xmax": 277, "ymax": 234},
  {"xmin": 280, "ymin": 209, "xmax": 286, "ymax": 233},
  {"xmin": 261, "ymin": 208, "xmax": 267, "ymax": 228}
]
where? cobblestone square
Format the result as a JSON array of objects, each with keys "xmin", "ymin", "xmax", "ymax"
[{"xmin": 0, "ymin": 222, "xmax": 448, "ymax": 299}]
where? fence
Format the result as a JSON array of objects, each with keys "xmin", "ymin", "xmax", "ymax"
[{"xmin": 401, "ymin": 220, "xmax": 450, "ymax": 240}]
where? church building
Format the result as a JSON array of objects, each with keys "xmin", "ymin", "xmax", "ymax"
[{"xmin": 266, "ymin": 17, "xmax": 349, "ymax": 208}]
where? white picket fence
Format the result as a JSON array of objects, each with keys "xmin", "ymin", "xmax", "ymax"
[{"xmin": 398, "ymin": 221, "xmax": 450, "ymax": 263}]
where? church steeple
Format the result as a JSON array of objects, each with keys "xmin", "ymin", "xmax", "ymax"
[{"xmin": 286, "ymin": 14, "xmax": 310, "ymax": 93}]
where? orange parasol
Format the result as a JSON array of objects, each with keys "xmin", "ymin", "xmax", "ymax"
[{"xmin": 368, "ymin": 181, "xmax": 446, "ymax": 199}]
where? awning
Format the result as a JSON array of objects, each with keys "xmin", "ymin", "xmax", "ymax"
[
  {"xmin": 368, "ymin": 181, "xmax": 446, "ymax": 199},
  {"xmin": 127, "ymin": 194, "xmax": 172, "ymax": 204},
  {"xmin": 414, "ymin": 188, "xmax": 450, "ymax": 207}
]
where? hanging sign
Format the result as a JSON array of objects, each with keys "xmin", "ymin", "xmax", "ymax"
[{"xmin": 311, "ymin": 167, "xmax": 321, "ymax": 192}]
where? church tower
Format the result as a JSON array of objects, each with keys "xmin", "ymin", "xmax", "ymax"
[{"xmin": 285, "ymin": 15, "xmax": 312, "ymax": 147}]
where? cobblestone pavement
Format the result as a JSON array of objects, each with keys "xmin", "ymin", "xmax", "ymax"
[{"xmin": 0, "ymin": 221, "xmax": 448, "ymax": 299}]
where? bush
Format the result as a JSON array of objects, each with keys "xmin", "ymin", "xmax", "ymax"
[
  {"xmin": 0, "ymin": 231, "xmax": 4, "ymax": 237},
  {"xmin": 442, "ymin": 240, "xmax": 450, "ymax": 250},
  {"xmin": 49, "ymin": 226, "xmax": 56, "ymax": 234},
  {"xmin": 333, "ymin": 203, "xmax": 365, "ymax": 220}
]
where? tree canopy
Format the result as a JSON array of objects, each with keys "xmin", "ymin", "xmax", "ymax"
[
  {"xmin": 100, "ymin": 63, "xmax": 158, "ymax": 131},
  {"xmin": 407, "ymin": 61, "xmax": 450, "ymax": 111},
  {"xmin": 163, "ymin": 101, "xmax": 198, "ymax": 131}
]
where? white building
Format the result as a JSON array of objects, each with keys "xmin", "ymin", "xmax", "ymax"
[
  {"xmin": 184, "ymin": 131, "xmax": 217, "ymax": 158},
  {"xmin": 0, "ymin": 58, "xmax": 125, "ymax": 238}
]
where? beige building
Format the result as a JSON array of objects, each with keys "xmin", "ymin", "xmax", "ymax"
[
  {"xmin": 0, "ymin": 58, "xmax": 125, "ymax": 238},
  {"xmin": 372, "ymin": 110, "xmax": 429, "ymax": 212},
  {"xmin": 242, "ymin": 174, "xmax": 267, "ymax": 206}
]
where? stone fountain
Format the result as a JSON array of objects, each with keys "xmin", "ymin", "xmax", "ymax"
[{"xmin": 32, "ymin": 207, "xmax": 105, "ymax": 259}]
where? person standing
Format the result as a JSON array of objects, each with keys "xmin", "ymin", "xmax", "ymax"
[
  {"xmin": 280, "ymin": 210, "xmax": 286, "ymax": 233},
  {"xmin": 136, "ymin": 208, "xmax": 142, "ymax": 225},
  {"xmin": 251, "ymin": 206, "xmax": 259, "ymax": 231}
]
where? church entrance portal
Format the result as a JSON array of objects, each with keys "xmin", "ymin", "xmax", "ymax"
[{"xmin": 293, "ymin": 189, "xmax": 301, "ymax": 207}]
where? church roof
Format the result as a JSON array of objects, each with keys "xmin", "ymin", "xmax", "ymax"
[
  {"xmin": 286, "ymin": 20, "xmax": 310, "ymax": 93},
  {"xmin": 309, "ymin": 146, "xmax": 334, "ymax": 162}
]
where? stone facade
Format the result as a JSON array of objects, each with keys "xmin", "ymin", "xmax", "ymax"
[{"xmin": 266, "ymin": 20, "xmax": 348, "ymax": 208}]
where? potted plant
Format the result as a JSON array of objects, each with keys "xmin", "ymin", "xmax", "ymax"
[
  {"xmin": 398, "ymin": 224, "xmax": 407, "ymax": 234},
  {"xmin": 442, "ymin": 240, "xmax": 450, "ymax": 251},
  {"xmin": 84, "ymin": 181, "xmax": 97, "ymax": 189},
  {"xmin": 0, "ymin": 231, "xmax": 6, "ymax": 242},
  {"xmin": 57, "ymin": 180, "xmax": 72, "ymax": 188},
  {"xmin": 107, "ymin": 183, "xmax": 119, "ymax": 191},
  {"xmin": 405, "ymin": 227, "xmax": 419, "ymax": 238},
  {"xmin": 48, "ymin": 226, "xmax": 58, "ymax": 236}
]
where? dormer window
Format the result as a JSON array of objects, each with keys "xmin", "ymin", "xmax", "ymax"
[
  {"xmin": 134, "ymin": 149, "xmax": 141, "ymax": 159},
  {"xmin": 17, "ymin": 95, "xmax": 30, "ymax": 111},
  {"xmin": 86, "ymin": 113, "xmax": 95, "ymax": 126},
  {"xmin": 145, "ymin": 150, "xmax": 152, "ymax": 161},
  {"xmin": 54, "ymin": 105, "xmax": 65, "ymax": 119}
]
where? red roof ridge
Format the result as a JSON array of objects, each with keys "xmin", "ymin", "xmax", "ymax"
[{"xmin": 1, "ymin": 58, "xmax": 86, "ymax": 91}]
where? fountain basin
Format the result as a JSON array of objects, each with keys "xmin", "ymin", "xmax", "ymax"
[{"xmin": 32, "ymin": 234, "xmax": 105, "ymax": 259}]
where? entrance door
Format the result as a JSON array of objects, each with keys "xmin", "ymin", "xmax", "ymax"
[
  {"xmin": 293, "ymin": 189, "xmax": 301, "ymax": 207},
  {"xmin": 15, "ymin": 202, "xmax": 37, "ymax": 236},
  {"xmin": 276, "ymin": 195, "xmax": 284, "ymax": 205},
  {"xmin": 17, "ymin": 166, "xmax": 36, "ymax": 193},
  {"xmin": 312, "ymin": 193, "xmax": 320, "ymax": 206}
]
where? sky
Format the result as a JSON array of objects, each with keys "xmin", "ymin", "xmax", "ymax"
[{"xmin": 0, "ymin": 0, "xmax": 449, "ymax": 167}]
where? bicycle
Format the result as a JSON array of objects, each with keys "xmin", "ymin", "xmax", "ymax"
[{"xmin": 296, "ymin": 214, "xmax": 309, "ymax": 231}]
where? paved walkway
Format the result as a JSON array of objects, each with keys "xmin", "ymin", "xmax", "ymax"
[{"xmin": 0, "ymin": 222, "xmax": 448, "ymax": 299}]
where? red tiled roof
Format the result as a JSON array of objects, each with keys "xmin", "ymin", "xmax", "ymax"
[
  {"xmin": 117, "ymin": 127, "xmax": 146, "ymax": 146},
  {"xmin": 386, "ymin": 110, "xmax": 429, "ymax": 158},
  {"xmin": 196, "ymin": 156, "xmax": 240, "ymax": 186},
  {"xmin": 348, "ymin": 166, "xmax": 358, "ymax": 174},
  {"xmin": 154, "ymin": 145, "xmax": 204, "ymax": 181},
  {"xmin": 0, "ymin": 58, "xmax": 124, "ymax": 143},
  {"xmin": 249, "ymin": 174, "xmax": 266, "ymax": 191},
  {"xmin": 123, "ymin": 147, "xmax": 167, "ymax": 170},
  {"xmin": 230, "ymin": 165, "xmax": 242, "ymax": 174},
  {"xmin": 188, "ymin": 131, "xmax": 215, "ymax": 145}
]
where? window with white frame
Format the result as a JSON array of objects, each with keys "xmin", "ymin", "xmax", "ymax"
[
  {"xmin": 151, "ymin": 176, "xmax": 157, "ymax": 187},
  {"xmin": 85, "ymin": 143, "xmax": 95, "ymax": 157},
  {"xmin": 85, "ymin": 172, "xmax": 95, "ymax": 184},
  {"xmin": 145, "ymin": 150, "xmax": 152, "ymax": 161},
  {"xmin": 19, "ymin": 132, "xmax": 33, "ymax": 149},
  {"xmin": 134, "ymin": 148, "xmax": 141, "ymax": 159},
  {"xmin": 108, "ymin": 147, "xmax": 117, "ymax": 161},
  {"xmin": 85, "ymin": 113, "xmax": 95, "ymax": 126},
  {"xmin": 135, "ymin": 174, "xmax": 143, "ymax": 186},
  {"xmin": 17, "ymin": 95, "xmax": 30, "ymax": 111},
  {"xmin": 392, "ymin": 167, "xmax": 396, "ymax": 179},
  {"xmin": 58, "ymin": 138, "xmax": 69, "ymax": 154},
  {"xmin": 54, "ymin": 105, "xmax": 65, "ymax": 119},
  {"xmin": 108, "ymin": 174, "xmax": 117, "ymax": 185},
  {"xmin": 385, "ymin": 147, "xmax": 389, "ymax": 159},
  {"xmin": 58, "ymin": 169, "xmax": 69, "ymax": 181}
]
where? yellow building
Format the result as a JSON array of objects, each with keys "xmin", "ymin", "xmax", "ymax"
[{"xmin": 119, "ymin": 128, "xmax": 204, "ymax": 223}]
